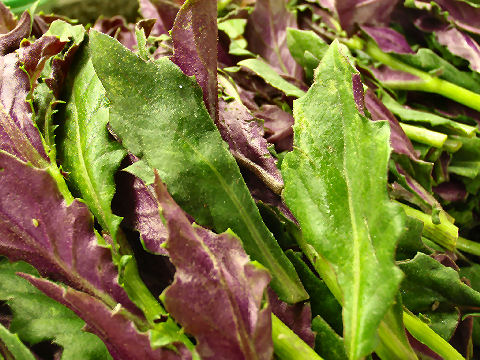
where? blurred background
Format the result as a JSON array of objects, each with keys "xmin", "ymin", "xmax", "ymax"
[{"xmin": 1, "ymin": 0, "xmax": 139, "ymax": 23}]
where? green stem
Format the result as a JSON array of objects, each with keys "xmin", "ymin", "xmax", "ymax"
[
  {"xmin": 294, "ymin": 231, "xmax": 418, "ymax": 359},
  {"xmin": 399, "ymin": 123, "xmax": 447, "ymax": 148},
  {"xmin": 456, "ymin": 236, "xmax": 480, "ymax": 256},
  {"xmin": 403, "ymin": 311, "xmax": 465, "ymax": 360},
  {"xmin": 399, "ymin": 203, "xmax": 458, "ymax": 251},
  {"xmin": 443, "ymin": 139, "xmax": 463, "ymax": 153},
  {"xmin": 46, "ymin": 165, "xmax": 74, "ymax": 205},
  {"xmin": 272, "ymin": 315, "xmax": 324, "ymax": 360},
  {"xmin": 360, "ymin": 40, "xmax": 480, "ymax": 112}
]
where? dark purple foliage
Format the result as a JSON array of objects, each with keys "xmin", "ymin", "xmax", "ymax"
[
  {"xmin": 139, "ymin": 0, "xmax": 180, "ymax": 36},
  {"xmin": 0, "ymin": 3, "xmax": 16, "ymax": 34},
  {"xmin": 334, "ymin": 0, "xmax": 400, "ymax": 33},
  {"xmin": 364, "ymin": 89, "xmax": 419, "ymax": 160},
  {"xmin": 255, "ymin": 104, "xmax": 294, "ymax": 152},
  {"xmin": 218, "ymin": 98, "xmax": 284, "ymax": 195},
  {"xmin": 0, "ymin": 151, "xmax": 139, "ymax": 315},
  {"xmin": 156, "ymin": 175, "xmax": 273, "ymax": 360},
  {"xmin": 268, "ymin": 288, "xmax": 315, "ymax": 348},
  {"xmin": 433, "ymin": 0, "xmax": 480, "ymax": 35},
  {"xmin": 20, "ymin": 274, "xmax": 190, "ymax": 360},
  {"xmin": 93, "ymin": 16, "xmax": 136, "ymax": 50},
  {"xmin": 171, "ymin": 0, "xmax": 218, "ymax": 120},
  {"xmin": 433, "ymin": 182, "xmax": 467, "ymax": 203},
  {"xmin": 361, "ymin": 25, "xmax": 414, "ymax": 54},
  {"xmin": 369, "ymin": 65, "xmax": 422, "ymax": 86},
  {"xmin": 0, "ymin": 34, "xmax": 67, "ymax": 166},
  {"xmin": 0, "ymin": 11, "xmax": 30, "ymax": 56},
  {"xmin": 245, "ymin": 0, "xmax": 302, "ymax": 78}
]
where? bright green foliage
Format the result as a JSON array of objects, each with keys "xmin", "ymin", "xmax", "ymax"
[
  {"xmin": 57, "ymin": 40, "xmax": 125, "ymax": 246},
  {"xmin": 312, "ymin": 316, "xmax": 348, "ymax": 360},
  {"xmin": 88, "ymin": 30, "xmax": 307, "ymax": 303},
  {"xmin": 0, "ymin": 323, "xmax": 35, "ymax": 360},
  {"xmin": 238, "ymin": 58, "xmax": 306, "ymax": 97},
  {"xmin": 0, "ymin": 259, "xmax": 111, "ymax": 360},
  {"xmin": 282, "ymin": 41, "xmax": 405, "ymax": 359}
]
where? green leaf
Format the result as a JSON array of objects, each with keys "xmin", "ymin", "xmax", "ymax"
[
  {"xmin": 57, "ymin": 40, "xmax": 126, "ymax": 245},
  {"xmin": 400, "ymin": 253, "xmax": 480, "ymax": 311},
  {"xmin": 88, "ymin": 30, "xmax": 307, "ymax": 303},
  {"xmin": 0, "ymin": 259, "xmax": 111, "ymax": 360},
  {"xmin": 286, "ymin": 28, "xmax": 328, "ymax": 81},
  {"xmin": 311, "ymin": 316, "xmax": 348, "ymax": 360},
  {"xmin": 0, "ymin": 323, "xmax": 35, "ymax": 360},
  {"xmin": 237, "ymin": 58, "xmax": 306, "ymax": 98},
  {"xmin": 380, "ymin": 92, "xmax": 477, "ymax": 137},
  {"xmin": 281, "ymin": 41, "xmax": 405, "ymax": 359},
  {"xmin": 56, "ymin": 39, "xmax": 171, "ymax": 331}
]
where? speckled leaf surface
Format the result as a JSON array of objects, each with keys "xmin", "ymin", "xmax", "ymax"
[
  {"xmin": 0, "ymin": 151, "xmax": 138, "ymax": 315},
  {"xmin": 282, "ymin": 41, "xmax": 405, "ymax": 359},
  {"xmin": 57, "ymin": 38, "xmax": 125, "ymax": 245},
  {"xmin": 89, "ymin": 30, "xmax": 307, "ymax": 303},
  {"xmin": 156, "ymin": 176, "xmax": 273, "ymax": 360}
]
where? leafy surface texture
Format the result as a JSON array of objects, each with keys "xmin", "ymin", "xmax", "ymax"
[
  {"xmin": 282, "ymin": 41, "xmax": 405, "ymax": 359},
  {"xmin": 89, "ymin": 30, "xmax": 307, "ymax": 303},
  {"xmin": 156, "ymin": 176, "xmax": 273, "ymax": 360},
  {"xmin": 0, "ymin": 259, "xmax": 111, "ymax": 360}
]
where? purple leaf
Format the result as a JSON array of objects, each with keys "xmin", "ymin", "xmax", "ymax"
[
  {"xmin": 416, "ymin": 17, "xmax": 480, "ymax": 73},
  {"xmin": 245, "ymin": 0, "xmax": 302, "ymax": 78},
  {"xmin": 0, "ymin": 151, "xmax": 139, "ymax": 315},
  {"xmin": 114, "ymin": 162, "xmax": 168, "ymax": 256},
  {"xmin": 93, "ymin": 16, "xmax": 136, "ymax": 50},
  {"xmin": 20, "ymin": 274, "xmax": 190, "ymax": 360},
  {"xmin": 334, "ymin": 0, "xmax": 399, "ymax": 33},
  {"xmin": 369, "ymin": 64, "xmax": 423, "ymax": 87},
  {"xmin": 255, "ymin": 104, "xmax": 294, "ymax": 152},
  {"xmin": 0, "ymin": 35, "xmax": 66, "ymax": 166},
  {"xmin": 218, "ymin": 98, "xmax": 284, "ymax": 195},
  {"xmin": 364, "ymin": 89, "xmax": 419, "ymax": 160},
  {"xmin": 433, "ymin": 182, "xmax": 468, "ymax": 203},
  {"xmin": 268, "ymin": 288, "xmax": 315, "ymax": 348},
  {"xmin": 434, "ymin": 0, "xmax": 480, "ymax": 35},
  {"xmin": 352, "ymin": 73, "xmax": 365, "ymax": 115},
  {"xmin": 361, "ymin": 25, "xmax": 415, "ymax": 54},
  {"xmin": 139, "ymin": 0, "xmax": 180, "ymax": 36},
  {"xmin": 0, "ymin": 3, "xmax": 16, "ymax": 34},
  {"xmin": 155, "ymin": 175, "xmax": 273, "ymax": 360},
  {"xmin": 0, "ymin": 11, "xmax": 31, "ymax": 56},
  {"xmin": 171, "ymin": 0, "xmax": 218, "ymax": 120}
]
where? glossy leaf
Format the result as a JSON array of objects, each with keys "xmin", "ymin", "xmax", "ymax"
[
  {"xmin": 0, "ymin": 150, "xmax": 138, "ymax": 314},
  {"xmin": 57, "ymin": 37, "xmax": 126, "ymax": 248},
  {"xmin": 171, "ymin": 0, "xmax": 217, "ymax": 120},
  {"xmin": 0, "ymin": 259, "xmax": 111, "ymax": 359},
  {"xmin": 89, "ymin": 30, "xmax": 307, "ymax": 303},
  {"xmin": 238, "ymin": 58, "xmax": 306, "ymax": 98},
  {"xmin": 282, "ymin": 41, "xmax": 405, "ymax": 359},
  {"xmin": 156, "ymin": 176, "xmax": 273, "ymax": 360},
  {"xmin": 400, "ymin": 253, "xmax": 480, "ymax": 311}
]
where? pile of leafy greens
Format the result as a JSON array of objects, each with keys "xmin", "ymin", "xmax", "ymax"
[{"xmin": 3, "ymin": 0, "xmax": 480, "ymax": 359}]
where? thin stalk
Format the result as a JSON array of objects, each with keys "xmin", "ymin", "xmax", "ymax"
[
  {"xmin": 403, "ymin": 310, "xmax": 465, "ymax": 360},
  {"xmin": 358, "ymin": 39, "xmax": 480, "ymax": 113},
  {"xmin": 272, "ymin": 315, "xmax": 324, "ymax": 360},
  {"xmin": 399, "ymin": 203, "xmax": 458, "ymax": 251},
  {"xmin": 443, "ymin": 139, "xmax": 463, "ymax": 153},
  {"xmin": 399, "ymin": 123, "xmax": 447, "ymax": 148},
  {"xmin": 456, "ymin": 236, "xmax": 480, "ymax": 256}
]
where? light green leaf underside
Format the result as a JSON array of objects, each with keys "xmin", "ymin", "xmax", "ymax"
[
  {"xmin": 57, "ymin": 40, "xmax": 126, "ymax": 244},
  {"xmin": 282, "ymin": 41, "xmax": 404, "ymax": 359},
  {"xmin": 238, "ymin": 58, "xmax": 306, "ymax": 98},
  {"xmin": 88, "ymin": 30, "xmax": 307, "ymax": 303},
  {"xmin": 0, "ymin": 323, "xmax": 35, "ymax": 360},
  {"xmin": 0, "ymin": 259, "xmax": 111, "ymax": 360}
]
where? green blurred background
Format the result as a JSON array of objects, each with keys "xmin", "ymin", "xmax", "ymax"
[{"xmin": 2, "ymin": 0, "xmax": 139, "ymax": 23}]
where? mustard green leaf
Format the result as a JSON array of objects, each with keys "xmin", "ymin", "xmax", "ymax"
[
  {"xmin": 88, "ymin": 30, "xmax": 307, "ymax": 303},
  {"xmin": 282, "ymin": 41, "xmax": 405, "ymax": 359}
]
